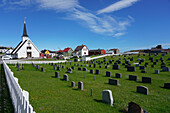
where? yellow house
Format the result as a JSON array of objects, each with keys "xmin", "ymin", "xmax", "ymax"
[{"xmin": 45, "ymin": 50, "xmax": 50, "ymax": 55}]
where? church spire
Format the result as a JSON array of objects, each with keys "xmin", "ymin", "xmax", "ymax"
[{"xmin": 22, "ymin": 18, "xmax": 28, "ymax": 37}]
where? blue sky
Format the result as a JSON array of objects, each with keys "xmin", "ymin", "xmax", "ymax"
[{"xmin": 0, "ymin": 0, "xmax": 170, "ymax": 52}]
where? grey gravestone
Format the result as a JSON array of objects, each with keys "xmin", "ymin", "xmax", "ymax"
[
  {"xmin": 55, "ymin": 72, "xmax": 59, "ymax": 78},
  {"xmin": 164, "ymin": 83, "xmax": 170, "ymax": 89},
  {"xmin": 90, "ymin": 69, "xmax": 94, "ymax": 74},
  {"xmin": 137, "ymin": 86, "xmax": 148, "ymax": 95},
  {"xmin": 71, "ymin": 81, "xmax": 75, "ymax": 87},
  {"xmin": 67, "ymin": 68, "xmax": 72, "ymax": 73},
  {"xmin": 155, "ymin": 70, "xmax": 159, "ymax": 74},
  {"xmin": 162, "ymin": 67, "xmax": 169, "ymax": 72},
  {"xmin": 18, "ymin": 67, "xmax": 20, "ymax": 71},
  {"xmin": 112, "ymin": 65, "xmax": 119, "ymax": 70},
  {"xmin": 102, "ymin": 90, "xmax": 113, "ymax": 106},
  {"xmin": 106, "ymin": 71, "xmax": 111, "ymax": 77},
  {"xmin": 91, "ymin": 88, "xmax": 93, "ymax": 96},
  {"xmin": 85, "ymin": 64, "xmax": 88, "ymax": 67},
  {"xmin": 63, "ymin": 74, "xmax": 69, "ymax": 81},
  {"xmin": 109, "ymin": 79, "xmax": 119, "ymax": 85},
  {"xmin": 36, "ymin": 65, "xmax": 39, "ymax": 70},
  {"xmin": 129, "ymin": 75, "xmax": 137, "ymax": 81},
  {"xmin": 142, "ymin": 77, "xmax": 152, "ymax": 83},
  {"xmin": 95, "ymin": 70, "xmax": 100, "ymax": 74},
  {"xmin": 127, "ymin": 66, "xmax": 135, "ymax": 72},
  {"xmin": 41, "ymin": 67, "xmax": 45, "ymax": 72},
  {"xmin": 78, "ymin": 81, "xmax": 83, "ymax": 90},
  {"xmin": 83, "ymin": 68, "xmax": 87, "ymax": 71},
  {"xmin": 54, "ymin": 65, "xmax": 56, "ymax": 70},
  {"xmin": 128, "ymin": 102, "xmax": 144, "ymax": 113},
  {"xmin": 115, "ymin": 73, "xmax": 121, "ymax": 78}
]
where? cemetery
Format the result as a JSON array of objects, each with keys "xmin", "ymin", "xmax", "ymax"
[{"xmin": 7, "ymin": 53, "xmax": 170, "ymax": 112}]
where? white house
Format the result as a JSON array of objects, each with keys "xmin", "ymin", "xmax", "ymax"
[
  {"xmin": 73, "ymin": 45, "xmax": 89, "ymax": 57},
  {"xmin": 106, "ymin": 49, "xmax": 120, "ymax": 55},
  {"xmin": 11, "ymin": 21, "xmax": 40, "ymax": 59}
]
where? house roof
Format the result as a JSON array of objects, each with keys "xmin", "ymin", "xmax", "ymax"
[
  {"xmin": 73, "ymin": 45, "xmax": 87, "ymax": 53},
  {"xmin": 109, "ymin": 49, "xmax": 119, "ymax": 51},
  {"xmin": 63, "ymin": 48, "xmax": 71, "ymax": 52}
]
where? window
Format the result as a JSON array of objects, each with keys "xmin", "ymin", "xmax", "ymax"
[
  {"xmin": 84, "ymin": 52, "xmax": 86, "ymax": 54},
  {"xmin": 27, "ymin": 47, "xmax": 31, "ymax": 50}
]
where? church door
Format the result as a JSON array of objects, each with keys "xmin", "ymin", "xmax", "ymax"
[{"xmin": 27, "ymin": 52, "xmax": 32, "ymax": 58}]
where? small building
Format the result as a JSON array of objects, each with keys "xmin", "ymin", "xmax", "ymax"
[
  {"xmin": 11, "ymin": 21, "xmax": 40, "ymax": 59},
  {"xmin": 41, "ymin": 49, "xmax": 57, "ymax": 58},
  {"xmin": 89, "ymin": 49, "xmax": 106, "ymax": 56},
  {"xmin": 106, "ymin": 49, "xmax": 119, "ymax": 54},
  {"xmin": 73, "ymin": 45, "xmax": 89, "ymax": 57},
  {"xmin": 150, "ymin": 45, "xmax": 163, "ymax": 53},
  {"xmin": 57, "ymin": 47, "xmax": 73, "ymax": 57}
]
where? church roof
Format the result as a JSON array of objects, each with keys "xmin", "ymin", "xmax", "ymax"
[{"xmin": 22, "ymin": 21, "xmax": 28, "ymax": 37}]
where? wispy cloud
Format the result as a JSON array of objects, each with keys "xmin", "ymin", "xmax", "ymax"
[
  {"xmin": 97, "ymin": 0, "xmax": 140, "ymax": 14},
  {"xmin": 1, "ymin": 0, "xmax": 136, "ymax": 37},
  {"xmin": 0, "ymin": 0, "xmax": 6, "ymax": 7}
]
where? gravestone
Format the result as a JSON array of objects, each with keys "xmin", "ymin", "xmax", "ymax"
[
  {"xmin": 115, "ymin": 73, "xmax": 121, "ymax": 78},
  {"xmin": 18, "ymin": 66, "xmax": 20, "ymax": 71},
  {"xmin": 129, "ymin": 75, "xmax": 137, "ymax": 81},
  {"xmin": 105, "ymin": 66, "xmax": 108, "ymax": 69},
  {"xmin": 78, "ymin": 81, "xmax": 83, "ymax": 90},
  {"xmin": 89, "ymin": 65, "xmax": 91, "ymax": 67},
  {"xmin": 141, "ymin": 70, "xmax": 146, "ymax": 73},
  {"xmin": 139, "ymin": 66, "xmax": 145, "ymax": 70},
  {"xmin": 95, "ymin": 70, "xmax": 100, "ymax": 74},
  {"xmin": 63, "ymin": 74, "xmax": 69, "ymax": 81},
  {"xmin": 112, "ymin": 64, "xmax": 119, "ymax": 70},
  {"xmin": 85, "ymin": 64, "xmax": 88, "ymax": 67},
  {"xmin": 83, "ymin": 68, "xmax": 87, "ymax": 71},
  {"xmin": 78, "ymin": 67, "xmax": 81, "ymax": 71},
  {"xmin": 142, "ymin": 77, "xmax": 152, "ymax": 83},
  {"xmin": 102, "ymin": 90, "xmax": 113, "ymax": 106},
  {"xmin": 164, "ymin": 83, "xmax": 170, "ymax": 89},
  {"xmin": 36, "ymin": 65, "xmax": 39, "ymax": 70},
  {"xmin": 71, "ymin": 66, "xmax": 75, "ymax": 70},
  {"xmin": 137, "ymin": 86, "xmax": 148, "ymax": 95},
  {"xmin": 67, "ymin": 68, "xmax": 72, "ymax": 73},
  {"xmin": 62, "ymin": 65, "xmax": 65, "ymax": 69},
  {"xmin": 155, "ymin": 70, "xmax": 159, "ymax": 74},
  {"xmin": 71, "ymin": 81, "xmax": 75, "ymax": 87},
  {"xmin": 40, "ymin": 67, "xmax": 45, "ymax": 72},
  {"xmin": 53, "ymin": 65, "xmax": 56, "ymax": 70},
  {"xmin": 99, "ymin": 65, "xmax": 102, "ymax": 68},
  {"xmin": 55, "ymin": 72, "xmax": 59, "ymax": 78},
  {"xmin": 90, "ymin": 69, "xmax": 94, "ymax": 74},
  {"xmin": 91, "ymin": 88, "xmax": 93, "ymax": 96},
  {"xmin": 128, "ymin": 102, "xmax": 144, "ymax": 113},
  {"xmin": 109, "ymin": 79, "xmax": 119, "ymax": 85},
  {"xmin": 106, "ymin": 71, "xmax": 111, "ymax": 77},
  {"xmin": 127, "ymin": 66, "xmax": 135, "ymax": 72},
  {"xmin": 21, "ymin": 65, "xmax": 24, "ymax": 70},
  {"xmin": 135, "ymin": 64, "xmax": 140, "ymax": 67},
  {"xmin": 162, "ymin": 67, "xmax": 169, "ymax": 72},
  {"xmin": 57, "ymin": 66, "xmax": 60, "ymax": 71},
  {"xmin": 93, "ymin": 64, "xmax": 96, "ymax": 68}
]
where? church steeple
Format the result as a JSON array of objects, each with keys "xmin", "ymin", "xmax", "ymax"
[{"xmin": 22, "ymin": 20, "xmax": 28, "ymax": 37}]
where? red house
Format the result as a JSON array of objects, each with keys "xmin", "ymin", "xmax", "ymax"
[{"xmin": 89, "ymin": 49, "xmax": 106, "ymax": 56}]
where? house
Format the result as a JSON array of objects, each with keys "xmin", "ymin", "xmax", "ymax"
[
  {"xmin": 73, "ymin": 45, "xmax": 89, "ymax": 57},
  {"xmin": 106, "ymin": 49, "xmax": 119, "ymax": 54},
  {"xmin": 11, "ymin": 20, "xmax": 40, "ymax": 58},
  {"xmin": 89, "ymin": 49, "xmax": 106, "ymax": 56},
  {"xmin": 41, "ymin": 49, "xmax": 57, "ymax": 58},
  {"xmin": 57, "ymin": 47, "xmax": 73, "ymax": 57},
  {"xmin": 0, "ymin": 46, "xmax": 12, "ymax": 53},
  {"xmin": 5, "ymin": 49, "xmax": 13, "ymax": 54}
]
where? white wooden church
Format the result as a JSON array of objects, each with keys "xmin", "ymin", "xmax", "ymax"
[{"xmin": 11, "ymin": 21, "xmax": 40, "ymax": 59}]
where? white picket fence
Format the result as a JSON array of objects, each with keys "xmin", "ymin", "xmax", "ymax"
[
  {"xmin": 2, "ymin": 60, "xmax": 36, "ymax": 113},
  {"xmin": 4, "ymin": 60, "xmax": 66, "ymax": 64}
]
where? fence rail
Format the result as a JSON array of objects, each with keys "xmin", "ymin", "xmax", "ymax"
[
  {"xmin": 2, "ymin": 60, "xmax": 36, "ymax": 113},
  {"xmin": 4, "ymin": 60, "xmax": 66, "ymax": 64}
]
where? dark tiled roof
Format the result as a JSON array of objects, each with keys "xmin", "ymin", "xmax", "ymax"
[
  {"xmin": 89, "ymin": 49, "xmax": 104, "ymax": 52},
  {"xmin": 73, "ymin": 45, "xmax": 87, "ymax": 53},
  {"xmin": 22, "ymin": 22, "xmax": 28, "ymax": 37},
  {"xmin": 11, "ymin": 41, "xmax": 22, "ymax": 54}
]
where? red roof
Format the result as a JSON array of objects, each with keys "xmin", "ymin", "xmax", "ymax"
[{"xmin": 63, "ymin": 48, "xmax": 71, "ymax": 52}]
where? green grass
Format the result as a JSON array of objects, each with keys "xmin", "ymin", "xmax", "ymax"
[{"xmin": 8, "ymin": 53, "xmax": 170, "ymax": 113}]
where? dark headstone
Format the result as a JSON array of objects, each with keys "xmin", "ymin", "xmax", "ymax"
[
  {"xmin": 155, "ymin": 70, "xmax": 159, "ymax": 74},
  {"xmin": 109, "ymin": 79, "xmax": 119, "ymax": 85},
  {"xmin": 67, "ymin": 68, "xmax": 72, "ymax": 73},
  {"xmin": 63, "ymin": 74, "xmax": 69, "ymax": 81},
  {"xmin": 106, "ymin": 71, "xmax": 111, "ymax": 77},
  {"xmin": 71, "ymin": 81, "xmax": 75, "ymax": 87},
  {"xmin": 78, "ymin": 67, "xmax": 81, "ymax": 71},
  {"xmin": 55, "ymin": 72, "xmax": 59, "ymax": 78},
  {"xmin": 95, "ymin": 70, "xmax": 100, "ymax": 75},
  {"xmin": 115, "ymin": 73, "xmax": 121, "ymax": 78},
  {"xmin": 129, "ymin": 75, "xmax": 137, "ymax": 81},
  {"xmin": 83, "ymin": 68, "xmax": 87, "ymax": 71},
  {"xmin": 57, "ymin": 66, "xmax": 60, "ymax": 71},
  {"xmin": 105, "ymin": 66, "xmax": 108, "ymax": 69},
  {"xmin": 162, "ymin": 67, "xmax": 169, "ymax": 72},
  {"xmin": 78, "ymin": 81, "xmax": 83, "ymax": 90},
  {"xmin": 127, "ymin": 66, "xmax": 135, "ymax": 72},
  {"xmin": 164, "ymin": 83, "xmax": 170, "ymax": 89},
  {"xmin": 141, "ymin": 70, "xmax": 146, "ymax": 73},
  {"xmin": 112, "ymin": 64, "xmax": 119, "ymax": 70},
  {"xmin": 142, "ymin": 77, "xmax": 152, "ymax": 83},
  {"xmin": 71, "ymin": 66, "xmax": 75, "ymax": 70},
  {"xmin": 128, "ymin": 102, "xmax": 144, "ymax": 113},
  {"xmin": 137, "ymin": 86, "xmax": 148, "ymax": 95},
  {"xmin": 139, "ymin": 66, "xmax": 145, "ymax": 70},
  {"xmin": 41, "ymin": 67, "xmax": 45, "ymax": 72},
  {"xmin": 99, "ymin": 65, "xmax": 102, "ymax": 68}
]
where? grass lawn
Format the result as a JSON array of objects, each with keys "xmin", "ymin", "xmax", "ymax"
[{"xmin": 8, "ymin": 53, "xmax": 170, "ymax": 113}]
